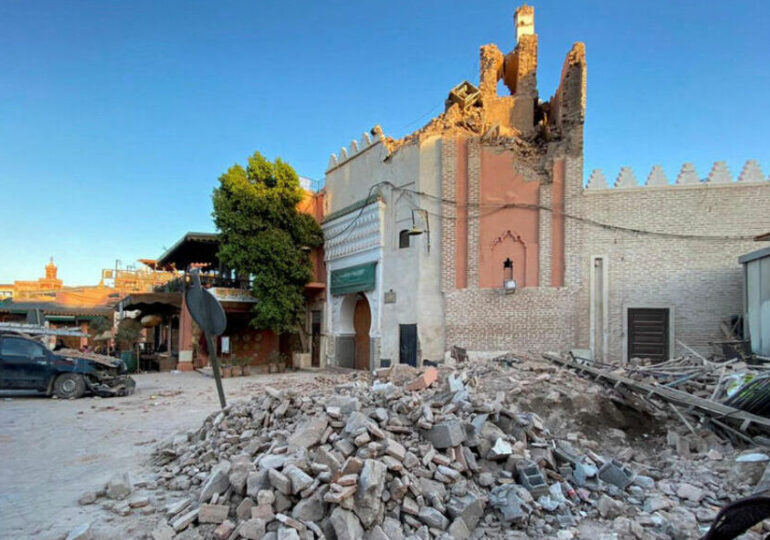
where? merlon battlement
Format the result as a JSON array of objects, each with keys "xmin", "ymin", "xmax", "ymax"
[{"xmin": 585, "ymin": 160, "xmax": 768, "ymax": 190}]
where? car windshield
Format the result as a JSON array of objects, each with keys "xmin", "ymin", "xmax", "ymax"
[{"xmin": 1, "ymin": 338, "xmax": 45, "ymax": 358}]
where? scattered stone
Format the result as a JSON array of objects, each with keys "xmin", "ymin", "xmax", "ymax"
[
  {"xmin": 406, "ymin": 367, "xmax": 438, "ymax": 391},
  {"xmin": 65, "ymin": 522, "xmax": 92, "ymax": 540},
  {"xmin": 418, "ymin": 506, "xmax": 449, "ymax": 530},
  {"xmin": 199, "ymin": 461, "xmax": 231, "ymax": 502},
  {"xmin": 240, "ymin": 518, "xmax": 266, "ymax": 540},
  {"xmin": 424, "ymin": 421, "xmax": 466, "ymax": 449},
  {"xmin": 283, "ymin": 464, "xmax": 313, "ymax": 493},
  {"xmin": 213, "ymin": 520, "xmax": 236, "ymax": 540},
  {"xmin": 446, "ymin": 493, "xmax": 484, "ymax": 530},
  {"xmin": 127, "ymin": 495, "xmax": 150, "ymax": 508},
  {"xmin": 236, "ymin": 497, "xmax": 256, "ymax": 520},
  {"xmin": 287, "ymin": 416, "xmax": 328, "ymax": 448},
  {"xmin": 487, "ymin": 437, "xmax": 513, "ymax": 460},
  {"xmin": 78, "ymin": 491, "xmax": 97, "ymax": 505},
  {"xmin": 269, "ymin": 468, "xmax": 292, "ymax": 495},
  {"xmin": 150, "ymin": 521, "xmax": 175, "ymax": 540},
  {"xmin": 330, "ymin": 507, "xmax": 364, "ymax": 540},
  {"xmin": 105, "ymin": 472, "xmax": 133, "ymax": 500},
  {"xmin": 597, "ymin": 495, "xmax": 623, "ymax": 519},
  {"xmin": 199, "ymin": 503, "xmax": 230, "ymax": 523},
  {"xmin": 354, "ymin": 459, "xmax": 387, "ymax": 527},
  {"xmin": 171, "ymin": 508, "xmax": 199, "ymax": 532},
  {"xmin": 677, "ymin": 483, "xmax": 705, "ymax": 502}
]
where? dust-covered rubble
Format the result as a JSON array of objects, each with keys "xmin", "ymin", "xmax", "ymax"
[{"xmin": 73, "ymin": 357, "xmax": 770, "ymax": 539}]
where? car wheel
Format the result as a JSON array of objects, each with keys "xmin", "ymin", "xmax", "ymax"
[{"xmin": 53, "ymin": 373, "xmax": 86, "ymax": 399}]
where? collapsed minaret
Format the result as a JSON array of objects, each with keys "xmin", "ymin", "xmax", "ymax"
[{"xmin": 477, "ymin": 4, "xmax": 585, "ymax": 152}]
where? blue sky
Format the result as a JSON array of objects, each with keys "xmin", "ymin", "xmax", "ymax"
[{"xmin": 1, "ymin": 1, "xmax": 768, "ymax": 285}]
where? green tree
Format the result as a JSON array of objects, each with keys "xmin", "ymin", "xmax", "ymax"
[
  {"xmin": 88, "ymin": 316, "xmax": 111, "ymax": 338},
  {"xmin": 212, "ymin": 151, "xmax": 323, "ymax": 350},
  {"xmin": 115, "ymin": 318, "xmax": 142, "ymax": 349}
]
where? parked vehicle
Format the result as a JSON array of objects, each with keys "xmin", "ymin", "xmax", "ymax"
[{"xmin": 0, "ymin": 332, "xmax": 136, "ymax": 398}]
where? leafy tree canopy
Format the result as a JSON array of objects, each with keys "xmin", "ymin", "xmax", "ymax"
[
  {"xmin": 88, "ymin": 316, "xmax": 111, "ymax": 338},
  {"xmin": 212, "ymin": 151, "xmax": 323, "ymax": 335},
  {"xmin": 116, "ymin": 318, "xmax": 141, "ymax": 346}
]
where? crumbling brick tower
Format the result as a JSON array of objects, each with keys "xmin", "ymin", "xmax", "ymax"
[
  {"xmin": 440, "ymin": 5, "xmax": 589, "ymax": 354},
  {"xmin": 322, "ymin": 5, "xmax": 592, "ymax": 365}
]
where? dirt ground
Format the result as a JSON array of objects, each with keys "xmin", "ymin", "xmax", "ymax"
[{"xmin": 0, "ymin": 370, "xmax": 324, "ymax": 540}]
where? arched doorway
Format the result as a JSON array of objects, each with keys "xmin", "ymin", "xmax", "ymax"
[{"xmin": 353, "ymin": 295, "xmax": 371, "ymax": 370}]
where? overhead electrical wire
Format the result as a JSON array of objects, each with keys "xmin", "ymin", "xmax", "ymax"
[{"xmin": 323, "ymin": 180, "xmax": 757, "ymax": 242}]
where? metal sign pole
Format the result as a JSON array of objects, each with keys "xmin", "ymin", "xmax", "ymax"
[
  {"xmin": 185, "ymin": 270, "xmax": 229, "ymax": 409},
  {"xmin": 205, "ymin": 332, "xmax": 227, "ymax": 409}
]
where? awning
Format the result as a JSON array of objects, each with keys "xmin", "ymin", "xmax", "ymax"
[
  {"xmin": 156, "ymin": 232, "xmax": 220, "ymax": 270},
  {"xmin": 118, "ymin": 292, "xmax": 182, "ymax": 313},
  {"xmin": 330, "ymin": 262, "xmax": 377, "ymax": 296}
]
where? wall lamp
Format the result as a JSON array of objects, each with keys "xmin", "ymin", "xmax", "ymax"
[
  {"xmin": 503, "ymin": 257, "xmax": 517, "ymax": 294},
  {"xmin": 407, "ymin": 209, "xmax": 430, "ymax": 253}
]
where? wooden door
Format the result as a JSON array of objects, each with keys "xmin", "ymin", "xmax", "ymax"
[
  {"xmin": 353, "ymin": 297, "xmax": 371, "ymax": 370},
  {"xmin": 399, "ymin": 324, "xmax": 418, "ymax": 366},
  {"xmin": 628, "ymin": 308, "xmax": 669, "ymax": 363}
]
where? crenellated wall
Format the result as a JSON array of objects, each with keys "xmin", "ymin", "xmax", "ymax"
[
  {"xmin": 585, "ymin": 160, "xmax": 767, "ymax": 190},
  {"xmin": 575, "ymin": 160, "xmax": 770, "ymax": 360}
]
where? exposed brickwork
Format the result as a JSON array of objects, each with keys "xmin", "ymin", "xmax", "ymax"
[
  {"xmin": 578, "ymin": 182, "xmax": 770, "ymax": 359},
  {"xmin": 538, "ymin": 183, "xmax": 553, "ymax": 285},
  {"xmin": 444, "ymin": 287, "xmax": 578, "ymax": 352},
  {"xmin": 467, "ymin": 139, "xmax": 481, "ymax": 289},
  {"xmin": 440, "ymin": 138, "xmax": 458, "ymax": 293},
  {"xmin": 444, "ymin": 145, "xmax": 770, "ymax": 360}
]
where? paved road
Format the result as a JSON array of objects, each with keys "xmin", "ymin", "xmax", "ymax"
[{"xmin": 0, "ymin": 370, "xmax": 321, "ymax": 539}]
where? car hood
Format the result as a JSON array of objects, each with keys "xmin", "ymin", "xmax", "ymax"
[{"xmin": 56, "ymin": 349, "xmax": 123, "ymax": 369}]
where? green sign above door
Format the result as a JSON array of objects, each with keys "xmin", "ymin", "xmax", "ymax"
[{"xmin": 330, "ymin": 262, "xmax": 377, "ymax": 296}]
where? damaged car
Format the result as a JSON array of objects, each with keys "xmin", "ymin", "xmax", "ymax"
[{"xmin": 0, "ymin": 332, "xmax": 136, "ymax": 398}]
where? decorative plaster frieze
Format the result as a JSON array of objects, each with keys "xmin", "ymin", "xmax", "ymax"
[{"xmin": 323, "ymin": 203, "xmax": 383, "ymax": 261}]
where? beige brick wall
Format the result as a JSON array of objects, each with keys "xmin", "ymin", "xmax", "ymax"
[
  {"xmin": 577, "ymin": 181, "xmax": 770, "ymax": 359},
  {"xmin": 443, "ymin": 146, "xmax": 770, "ymax": 360}
]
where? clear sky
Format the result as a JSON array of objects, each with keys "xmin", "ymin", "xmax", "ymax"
[{"xmin": 1, "ymin": 1, "xmax": 768, "ymax": 285}]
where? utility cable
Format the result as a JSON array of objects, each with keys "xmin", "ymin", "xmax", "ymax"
[{"xmin": 323, "ymin": 180, "xmax": 757, "ymax": 242}]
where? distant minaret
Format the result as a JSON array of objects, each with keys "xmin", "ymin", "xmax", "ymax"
[{"xmin": 45, "ymin": 257, "xmax": 58, "ymax": 280}]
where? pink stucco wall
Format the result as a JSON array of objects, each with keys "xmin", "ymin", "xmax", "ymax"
[{"xmin": 478, "ymin": 147, "xmax": 540, "ymax": 288}]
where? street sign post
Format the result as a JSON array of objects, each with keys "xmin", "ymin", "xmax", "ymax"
[{"xmin": 184, "ymin": 271, "xmax": 228, "ymax": 409}]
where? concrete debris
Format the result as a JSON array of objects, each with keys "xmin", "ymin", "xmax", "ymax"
[
  {"xmin": 65, "ymin": 522, "xmax": 92, "ymax": 540},
  {"xmin": 69, "ymin": 354, "xmax": 764, "ymax": 539},
  {"xmin": 105, "ymin": 472, "xmax": 133, "ymax": 500},
  {"xmin": 198, "ymin": 503, "xmax": 230, "ymax": 523}
]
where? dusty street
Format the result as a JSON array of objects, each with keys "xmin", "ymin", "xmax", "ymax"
[{"xmin": 0, "ymin": 370, "xmax": 322, "ymax": 540}]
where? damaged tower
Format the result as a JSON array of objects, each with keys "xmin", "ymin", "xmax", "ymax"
[{"xmin": 320, "ymin": 5, "xmax": 769, "ymax": 369}]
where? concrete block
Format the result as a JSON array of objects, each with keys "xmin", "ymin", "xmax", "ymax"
[{"xmin": 598, "ymin": 458, "xmax": 635, "ymax": 490}]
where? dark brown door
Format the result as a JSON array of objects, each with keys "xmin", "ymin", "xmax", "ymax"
[
  {"xmin": 311, "ymin": 310, "xmax": 321, "ymax": 368},
  {"xmin": 353, "ymin": 297, "xmax": 371, "ymax": 370},
  {"xmin": 628, "ymin": 308, "xmax": 669, "ymax": 363}
]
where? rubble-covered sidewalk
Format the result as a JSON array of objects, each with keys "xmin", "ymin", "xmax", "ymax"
[{"xmin": 76, "ymin": 356, "xmax": 770, "ymax": 539}]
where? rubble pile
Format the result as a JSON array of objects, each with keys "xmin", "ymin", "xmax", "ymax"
[
  {"xmin": 601, "ymin": 354, "xmax": 770, "ymax": 404},
  {"xmin": 85, "ymin": 356, "xmax": 768, "ymax": 540}
]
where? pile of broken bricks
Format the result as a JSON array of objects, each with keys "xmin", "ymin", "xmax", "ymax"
[
  {"xmin": 71, "ymin": 357, "xmax": 770, "ymax": 539},
  {"xmin": 110, "ymin": 359, "xmax": 722, "ymax": 540}
]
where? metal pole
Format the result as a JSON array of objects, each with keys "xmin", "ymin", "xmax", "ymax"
[{"xmin": 206, "ymin": 333, "xmax": 226, "ymax": 409}]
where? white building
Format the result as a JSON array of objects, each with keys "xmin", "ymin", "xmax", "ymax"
[{"xmin": 321, "ymin": 128, "xmax": 445, "ymax": 369}]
